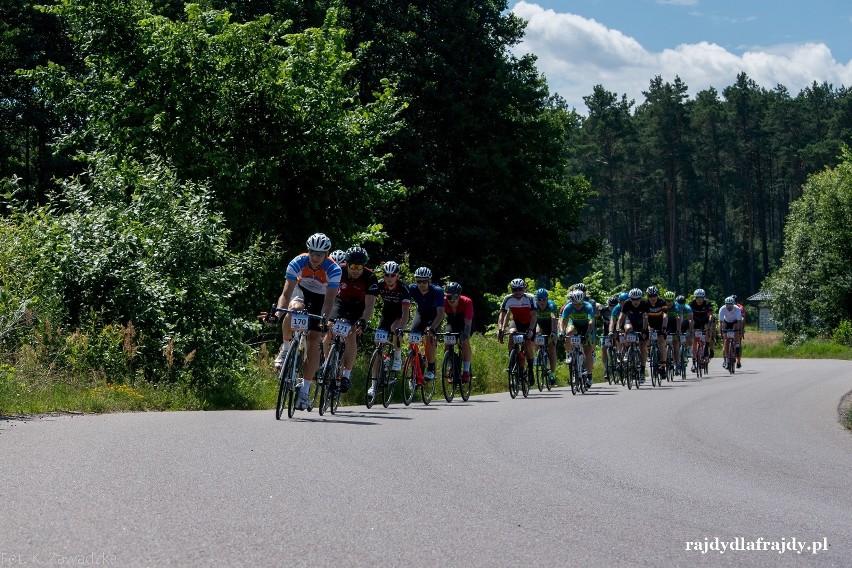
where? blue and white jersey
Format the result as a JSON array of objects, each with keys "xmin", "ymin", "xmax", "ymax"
[{"xmin": 285, "ymin": 253, "xmax": 342, "ymax": 295}]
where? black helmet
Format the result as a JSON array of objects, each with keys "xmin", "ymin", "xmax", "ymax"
[
  {"xmin": 345, "ymin": 246, "xmax": 369, "ymax": 265},
  {"xmin": 446, "ymin": 282, "xmax": 462, "ymax": 295}
]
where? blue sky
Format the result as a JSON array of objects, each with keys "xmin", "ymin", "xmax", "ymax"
[{"xmin": 510, "ymin": 1, "xmax": 852, "ymax": 112}]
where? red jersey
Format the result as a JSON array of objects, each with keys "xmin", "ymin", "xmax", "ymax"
[{"xmin": 445, "ymin": 295, "xmax": 474, "ymax": 319}]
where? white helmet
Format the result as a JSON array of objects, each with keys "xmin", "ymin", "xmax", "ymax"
[
  {"xmin": 382, "ymin": 261, "xmax": 400, "ymax": 275},
  {"xmin": 725, "ymin": 296, "xmax": 735, "ymax": 305},
  {"xmin": 628, "ymin": 288, "xmax": 643, "ymax": 300},
  {"xmin": 306, "ymin": 233, "xmax": 332, "ymax": 252},
  {"xmin": 509, "ymin": 278, "xmax": 526, "ymax": 290},
  {"xmin": 694, "ymin": 288, "xmax": 706, "ymax": 298},
  {"xmin": 414, "ymin": 266, "xmax": 432, "ymax": 279},
  {"xmin": 329, "ymin": 250, "xmax": 346, "ymax": 263},
  {"xmin": 568, "ymin": 290, "xmax": 585, "ymax": 303}
]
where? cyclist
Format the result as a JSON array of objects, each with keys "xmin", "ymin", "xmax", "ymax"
[
  {"xmin": 407, "ymin": 267, "xmax": 445, "ymax": 381},
  {"xmin": 599, "ymin": 296, "xmax": 618, "ymax": 382},
  {"xmin": 668, "ymin": 294, "xmax": 694, "ymax": 373},
  {"xmin": 616, "ymin": 288, "xmax": 650, "ymax": 383},
  {"xmin": 443, "ymin": 282, "xmax": 474, "ymax": 383},
  {"xmin": 365, "ymin": 260, "xmax": 411, "ymax": 398},
  {"xmin": 645, "ymin": 286, "xmax": 668, "ymax": 377},
  {"xmin": 270, "ymin": 233, "xmax": 342, "ymax": 410},
  {"xmin": 497, "ymin": 279, "xmax": 537, "ymax": 385},
  {"xmin": 608, "ymin": 292, "xmax": 629, "ymax": 360},
  {"xmin": 559, "ymin": 289, "xmax": 596, "ymax": 389},
  {"xmin": 718, "ymin": 296, "xmax": 743, "ymax": 369},
  {"xmin": 689, "ymin": 288, "xmax": 715, "ymax": 366},
  {"xmin": 733, "ymin": 294, "xmax": 746, "ymax": 367},
  {"xmin": 327, "ymin": 246, "xmax": 378, "ymax": 393},
  {"xmin": 534, "ymin": 288, "xmax": 559, "ymax": 386}
]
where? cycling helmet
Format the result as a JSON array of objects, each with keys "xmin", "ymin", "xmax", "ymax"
[
  {"xmin": 306, "ymin": 232, "xmax": 332, "ymax": 252},
  {"xmin": 345, "ymin": 246, "xmax": 369, "ymax": 265},
  {"xmin": 628, "ymin": 288, "xmax": 643, "ymax": 300},
  {"xmin": 646, "ymin": 285, "xmax": 659, "ymax": 297},
  {"xmin": 675, "ymin": 295, "xmax": 686, "ymax": 304},
  {"xmin": 574, "ymin": 283, "xmax": 588, "ymax": 292},
  {"xmin": 731, "ymin": 294, "xmax": 738, "ymax": 302},
  {"xmin": 510, "ymin": 278, "xmax": 526, "ymax": 290},
  {"xmin": 724, "ymin": 296, "xmax": 736, "ymax": 305},
  {"xmin": 694, "ymin": 288, "xmax": 706, "ymax": 298},
  {"xmin": 446, "ymin": 282, "xmax": 462, "ymax": 295},
  {"xmin": 329, "ymin": 249, "xmax": 346, "ymax": 264},
  {"xmin": 535, "ymin": 288, "xmax": 549, "ymax": 300},
  {"xmin": 568, "ymin": 290, "xmax": 585, "ymax": 303},
  {"xmin": 414, "ymin": 266, "xmax": 432, "ymax": 279},
  {"xmin": 608, "ymin": 296, "xmax": 618, "ymax": 306},
  {"xmin": 664, "ymin": 291, "xmax": 675, "ymax": 301},
  {"xmin": 618, "ymin": 292, "xmax": 629, "ymax": 301},
  {"xmin": 382, "ymin": 260, "xmax": 400, "ymax": 275}
]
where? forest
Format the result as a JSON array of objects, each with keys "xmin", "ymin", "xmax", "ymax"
[{"xmin": 2, "ymin": 0, "xmax": 851, "ymax": 398}]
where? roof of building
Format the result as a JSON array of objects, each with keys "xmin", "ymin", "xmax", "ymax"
[{"xmin": 747, "ymin": 292, "xmax": 773, "ymax": 302}]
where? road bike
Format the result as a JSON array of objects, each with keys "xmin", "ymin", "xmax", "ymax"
[
  {"xmin": 623, "ymin": 331, "xmax": 641, "ymax": 390},
  {"xmin": 268, "ymin": 307, "xmax": 323, "ymax": 419},
  {"xmin": 648, "ymin": 330, "xmax": 662, "ymax": 387},
  {"xmin": 316, "ymin": 318, "xmax": 352, "ymax": 416},
  {"xmin": 678, "ymin": 332, "xmax": 689, "ymax": 380},
  {"xmin": 566, "ymin": 334, "xmax": 587, "ymax": 395},
  {"xmin": 534, "ymin": 333, "xmax": 553, "ymax": 392},
  {"xmin": 665, "ymin": 333, "xmax": 675, "ymax": 382},
  {"xmin": 440, "ymin": 332, "xmax": 471, "ymax": 402},
  {"xmin": 692, "ymin": 329, "xmax": 708, "ymax": 378},
  {"xmin": 366, "ymin": 328, "xmax": 397, "ymax": 409},
  {"xmin": 402, "ymin": 330, "xmax": 435, "ymax": 406},
  {"xmin": 602, "ymin": 334, "xmax": 619, "ymax": 386},
  {"xmin": 723, "ymin": 329, "xmax": 738, "ymax": 375},
  {"xmin": 506, "ymin": 332, "xmax": 531, "ymax": 399}
]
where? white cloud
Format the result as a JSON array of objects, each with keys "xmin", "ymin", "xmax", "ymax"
[{"xmin": 511, "ymin": 1, "xmax": 852, "ymax": 112}]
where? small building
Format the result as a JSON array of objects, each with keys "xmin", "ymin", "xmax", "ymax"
[{"xmin": 747, "ymin": 292, "xmax": 777, "ymax": 331}]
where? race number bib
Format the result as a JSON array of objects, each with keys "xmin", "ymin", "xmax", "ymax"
[
  {"xmin": 680, "ymin": 334, "xmax": 687, "ymax": 342},
  {"xmin": 650, "ymin": 331, "xmax": 658, "ymax": 341},
  {"xmin": 291, "ymin": 314, "xmax": 309, "ymax": 332},
  {"xmin": 726, "ymin": 330, "xmax": 736, "ymax": 339},
  {"xmin": 374, "ymin": 329, "xmax": 389, "ymax": 343},
  {"xmin": 409, "ymin": 332, "xmax": 422, "ymax": 344},
  {"xmin": 570, "ymin": 335, "xmax": 582, "ymax": 346},
  {"xmin": 694, "ymin": 330, "xmax": 704, "ymax": 339},
  {"xmin": 444, "ymin": 334, "xmax": 457, "ymax": 346},
  {"xmin": 535, "ymin": 335, "xmax": 546, "ymax": 346},
  {"xmin": 666, "ymin": 335, "xmax": 673, "ymax": 344},
  {"xmin": 332, "ymin": 320, "xmax": 352, "ymax": 337},
  {"xmin": 513, "ymin": 334, "xmax": 526, "ymax": 345},
  {"xmin": 627, "ymin": 333, "xmax": 638, "ymax": 343},
  {"xmin": 602, "ymin": 337, "xmax": 611, "ymax": 348}
]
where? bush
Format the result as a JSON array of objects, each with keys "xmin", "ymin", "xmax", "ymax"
[{"xmin": 832, "ymin": 320, "xmax": 852, "ymax": 347}]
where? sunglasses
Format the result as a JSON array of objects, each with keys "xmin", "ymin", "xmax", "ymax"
[
  {"xmin": 348, "ymin": 264, "xmax": 364, "ymax": 271},
  {"xmin": 416, "ymin": 279, "xmax": 430, "ymax": 284},
  {"xmin": 308, "ymin": 250, "xmax": 325, "ymax": 257},
  {"xmin": 448, "ymin": 294, "xmax": 460, "ymax": 301},
  {"xmin": 384, "ymin": 273, "xmax": 398, "ymax": 278},
  {"xmin": 512, "ymin": 288, "xmax": 525, "ymax": 292}
]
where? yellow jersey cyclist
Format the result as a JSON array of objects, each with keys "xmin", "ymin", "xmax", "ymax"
[
  {"xmin": 271, "ymin": 232, "xmax": 342, "ymax": 410},
  {"xmin": 534, "ymin": 288, "xmax": 559, "ymax": 386},
  {"xmin": 559, "ymin": 289, "xmax": 596, "ymax": 389}
]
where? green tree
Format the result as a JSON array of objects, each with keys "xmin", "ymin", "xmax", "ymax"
[{"xmin": 767, "ymin": 147, "xmax": 852, "ymax": 340}]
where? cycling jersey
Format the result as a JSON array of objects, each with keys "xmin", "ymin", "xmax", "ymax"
[
  {"xmin": 535, "ymin": 300, "xmax": 558, "ymax": 320},
  {"xmin": 500, "ymin": 293, "xmax": 536, "ymax": 326},
  {"xmin": 646, "ymin": 298, "xmax": 666, "ymax": 330},
  {"xmin": 407, "ymin": 283, "xmax": 445, "ymax": 313},
  {"xmin": 561, "ymin": 301, "xmax": 595, "ymax": 326},
  {"xmin": 609, "ymin": 304, "xmax": 623, "ymax": 328},
  {"xmin": 336, "ymin": 266, "xmax": 378, "ymax": 304},
  {"xmin": 445, "ymin": 295, "xmax": 474, "ymax": 319},
  {"xmin": 621, "ymin": 299, "xmax": 649, "ymax": 326},
  {"xmin": 371, "ymin": 280, "xmax": 411, "ymax": 308},
  {"xmin": 285, "ymin": 253, "xmax": 342, "ymax": 295},
  {"xmin": 690, "ymin": 299, "xmax": 714, "ymax": 325},
  {"xmin": 718, "ymin": 305, "xmax": 743, "ymax": 324}
]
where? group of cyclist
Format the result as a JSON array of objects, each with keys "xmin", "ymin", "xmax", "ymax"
[
  {"xmin": 266, "ymin": 233, "xmax": 474, "ymax": 411},
  {"xmin": 266, "ymin": 233, "xmax": 746, "ymax": 410}
]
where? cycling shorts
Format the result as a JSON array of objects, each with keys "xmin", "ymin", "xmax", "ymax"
[{"xmin": 291, "ymin": 285, "xmax": 325, "ymax": 332}]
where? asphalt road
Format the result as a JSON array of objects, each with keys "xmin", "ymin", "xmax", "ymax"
[{"xmin": 2, "ymin": 359, "xmax": 851, "ymax": 567}]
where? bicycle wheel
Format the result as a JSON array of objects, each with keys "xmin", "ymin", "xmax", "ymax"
[
  {"xmin": 649, "ymin": 346, "xmax": 659, "ymax": 387},
  {"xmin": 535, "ymin": 350, "xmax": 545, "ymax": 392},
  {"xmin": 442, "ymin": 352, "xmax": 456, "ymax": 403},
  {"xmin": 520, "ymin": 357, "xmax": 530, "ymax": 398},
  {"xmin": 319, "ymin": 345, "xmax": 339, "ymax": 416},
  {"xmin": 666, "ymin": 346, "xmax": 674, "ymax": 382},
  {"xmin": 508, "ymin": 349, "xmax": 519, "ymax": 399},
  {"xmin": 458, "ymin": 354, "xmax": 471, "ymax": 401},
  {"xmin": 631, "ymin": 349, "xmax": 641, "ymax": 389},
  {"xmin": 366, "ymin": 348, "xmax": 382, "ymax": 409},
  {"xmin": 576, "ymin": 354, "xmax": 587, "ymax": 394},
  {"xmin": 402, "ymin": 350, "xmax": 416, "ymax": 406},
  {"xmin": 543, "ymin": 352, "xmax": 553, "ymax": 392},
  {"xmin": 420, "ymin": 355, "xmax": 434, "ymax": 405},
  {"xmin": 605, "ymin": 347, "xmax": 614, "ymax": 385},
  {"xmin": 275, "ymin": 344, "xmax": 296, "ymax": 420}
]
